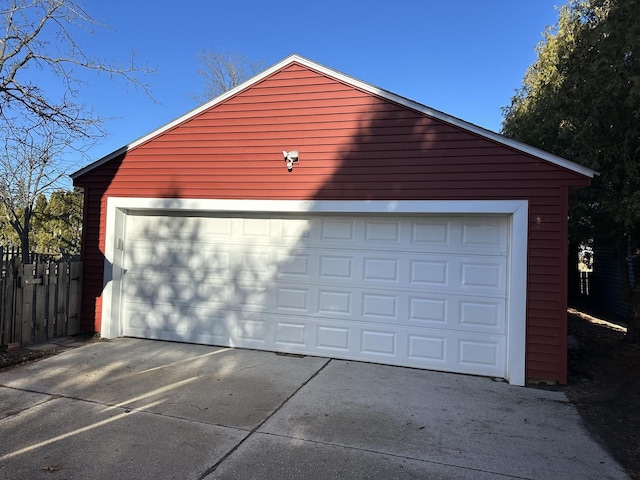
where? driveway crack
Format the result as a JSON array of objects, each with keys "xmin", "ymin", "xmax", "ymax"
[{"xmin": 196, "ymin": 358, "xmax": 332, "ymax": 480}]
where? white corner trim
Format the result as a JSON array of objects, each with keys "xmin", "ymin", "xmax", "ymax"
[
  {"xmin": 102, "ymin": 197, "xmax": 528, "ymax": 385},
  {"xmin": 507, "ymin": 201, "xmax": 528, "ymax": 386}
]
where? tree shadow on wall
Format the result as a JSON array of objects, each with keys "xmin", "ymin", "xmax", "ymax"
[
  {"xmin": 121, "ymin": 102, "xmax": 470, "ymax": 353},
  {"xmin": 121, "ymin": 199, "xmax": 314, "ymax": 349}
]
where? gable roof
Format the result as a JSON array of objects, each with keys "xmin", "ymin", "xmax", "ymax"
[{"xmin": 71, "ymin": 54, "xmax": 597, "ymax": 180}]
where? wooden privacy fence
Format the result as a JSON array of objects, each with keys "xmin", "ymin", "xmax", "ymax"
[{"xmin": 0, "ymin": 255, "xmax": 82, "ymax": 347}]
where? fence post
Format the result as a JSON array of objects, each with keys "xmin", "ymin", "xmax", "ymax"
[
  {"xmin": 56, "ymin": 262, "xmax": 68, "ymax": 337},
  {"xmin": 20, "ymin": 263, "xmax": 35, "ymax": 345},
  {"xmin": 47, "ymin": 262, "xmax": 58, "ymax": 339},
  {"xmin": 0, "ymin": 250, "xmax": 5, "ymax": 345},
  {"xmin": 2, "ymin": 259, "xmax": 17, "ymax": 344},
  {"xmin": 34, "ymin": 261, "xmax": 47, "ymax": 343},
  {"xmin": 68, "ymin": 262, "xmax": 82, "ymax": 335}
]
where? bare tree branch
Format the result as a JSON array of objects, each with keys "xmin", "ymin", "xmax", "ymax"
[
  {"xmin": 0, "ymin": 0, "xmax": 155, "ymax": 260},
  {"xmin": 191, "ymin": 49, "xmax": 264, "ymax": 103},
  {"xmin": 0, "ymin": 123, "xmax": 70, "ymax": 260},
  {"xmin": 0, "ymin": 0, "xmax": 154, "ymax": 141}
]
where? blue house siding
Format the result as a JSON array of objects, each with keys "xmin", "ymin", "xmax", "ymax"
[{"xmin": 592, "ymin": 244, "xmax": 634, "ymax": 321}]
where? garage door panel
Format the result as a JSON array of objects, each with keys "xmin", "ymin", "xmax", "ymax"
[
  {"xmin": 275, "ymin": 321, "xmax": 307, "ymax": 347},
  {"xmin": 315, "ymin": 325, "xmax": 350, "ymax": 352},
  {"xmin": 239, "ymin": 251, "xmax": 273, "ymax": 280},
  {"xmin": 459, "ymin": 300, "xmax": 506, "ymax": 332},
  {"xmin": 408, "ymin": 296, "xmax": 449, "ymax": 325},
  {"xmin": 203, "ymin": 216, "xmax": 233, "ymax": 236},
  {"xmin": 459, "ymin": 259, "xmax": 507, "ymax": 293},
  {"xmin": 461, "ymin": 218, "xmax": 509, "ymax": 253},
  {"xmin": 410, "ymin": 220, "xmax": 450, "ymax": 245},
  {"xmin": 320, "ymin": 218, "xmax": 356, "ymax": 241},
  {"xmin": 276, "ymin": 253, "xmax": 311, "ymax": 278},
  {"xmin": 122, "ymin": 213, "xmax": 509, "ymax": 379},
  {"xmin": 318, "ymin": 255, "xmax": 355, "ymax": 280},
  {"xmin": 409, "ymin": 259, "xmax": 448, "ymax": 287},
  {"xmin": 363, "ymin": 257, "xmax": 399, "ymax": 283},
  {"xmin": 361, "ymin": 329, "xmax": 397, "ymax": 356},
  {"xmin": 235, "ymin": 318, "xmax": 267, "ymax": 342},
  {"xmin": 280, "ymin": 218, "xmax": 312, "ymax": 240},
  {"xmin": 361, "ymin": 293, "xmax": 397, "ymax": 320},
  {"xmin": 240, "ymin": 217, "xmax": 272, "ymax": 238},
  {"xmin": 364, "ymin": 219, "xmax": 402, "ymax": 244},
  {"xmin": 233, "ymin": 287, "xmax": 270, "ymax": 310},
  {"xmin": 317, "ymin": 290, "xmax": 352, "ymax": 316},
  {"xmin": 458, "ymin": 338, "xmax": 502, "ymax": 369},
  {"xmin": 275, "ymin": 287, "xmax": 309, "ymax": 313},
  {"xmin": 407, "ymin": 334, "xmax": 447, "ymax": 364}
]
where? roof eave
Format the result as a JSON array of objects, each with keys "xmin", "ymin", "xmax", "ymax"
[
  {"xmin": 71, "ymin": 54, "xmax": 597, "ymax": 181},
  {"xmin": 71, "ymin": 54, "xmax": 304, "ymax": 181}
]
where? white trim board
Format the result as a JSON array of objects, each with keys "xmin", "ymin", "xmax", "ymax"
[
  {"xmin": 101, "ymin": 198, "xmax": 528, "ymax": 386},
  {"xmin": 71, "ymin": 54, "xmax": 597, "ymax": 180}
]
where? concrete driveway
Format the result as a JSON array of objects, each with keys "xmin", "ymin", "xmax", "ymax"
[{"xmin": 0, "ymin": 338, "xmax": 628, "ymax": 479}]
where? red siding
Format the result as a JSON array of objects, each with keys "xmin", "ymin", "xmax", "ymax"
[{"xmin": 74, "ymin": 62, "xmax": 590, "ymax": 383}]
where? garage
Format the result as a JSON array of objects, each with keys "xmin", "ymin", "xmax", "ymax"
[
  {"xmin": 101, "ymin": 199, "xmax": 527, "ymax": 383},
  {"xmin": 72, "ymin": 55, "xmax": 594, "ymax": 385}
]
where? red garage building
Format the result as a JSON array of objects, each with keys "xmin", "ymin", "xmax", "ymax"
[{"xmin": 72, "ymin": 55, "xmax": 595, "ymax": 385}]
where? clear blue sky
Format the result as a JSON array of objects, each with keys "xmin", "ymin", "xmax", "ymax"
[{"xmin": 66, "ymin": 0, "xmax": 562, "ymax": 171}]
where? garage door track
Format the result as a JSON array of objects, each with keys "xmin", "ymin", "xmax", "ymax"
[{"xmin": 0, "ymin": 338, "xmax": 628, "ymax": 479}]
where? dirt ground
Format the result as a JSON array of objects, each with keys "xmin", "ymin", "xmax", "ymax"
[
  {"xmin": 0, "ymin": 334, "xmax": 97, "ymax": 372},
  {"xmin": 0, "ymin": 345, "xmax": 61, "ymax": 371},
  {"xmin": 1, "ymin": 313, "xmax": 639, "ymax": 478},
  {"xmin": 566, "ymin": 308, "xmax": 640, "ymax": 479}
]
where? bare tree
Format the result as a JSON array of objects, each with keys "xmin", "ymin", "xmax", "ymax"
[
  {"xmin": 0, "ymin": 0, "xmax": 153, "ymax": 261},
  {"xmin": 0, "ymin": 0, "xmax": 152, "ymax": 140},
  {"xmin": 192, "ymin": 49, "xmax": 264, "ymax": 103},
  {"xmin": 0, "ymin": 125, "xmax": 69, "ymax": 262}
]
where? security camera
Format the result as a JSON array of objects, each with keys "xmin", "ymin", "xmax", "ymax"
[
  {"xmin": 283, "ymin": 150, "xmax": 299, "ymax": 162},
  {"xmin": 283, "ymin": 150, "xmax": 299, "ymax": 172}
]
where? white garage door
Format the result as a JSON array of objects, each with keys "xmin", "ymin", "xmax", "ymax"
[{"xmin": 120, "ymin": 213, "xmax": 509, "ymax": 377}]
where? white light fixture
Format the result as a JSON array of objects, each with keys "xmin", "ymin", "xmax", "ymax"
[{"xmin": 283, "ymin": 150, "xmax": 299, "ymax": 172}]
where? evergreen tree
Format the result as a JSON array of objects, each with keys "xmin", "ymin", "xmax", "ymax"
[{"xmin": 502, "ymin": 0, "xmax": 640, "ymax": 342}]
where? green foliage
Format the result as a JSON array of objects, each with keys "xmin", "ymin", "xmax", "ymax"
[
  {"xmin": 502, "ymin": 0, "xmax": 640, "ymax": 340},
  {"xmin": 504, "ymin": 0, "xmax": 640, "ymax": 232},
  {"xmin": 0, "ymin": 188, "xmax": 82, "ymax": 257},
  {"xmin": 36, "ymin": 188, "xmax": 83, "ymax": 256},
  {"xmin": 0, "ymin": 203, "xmax": 20, "ymax": 247}
]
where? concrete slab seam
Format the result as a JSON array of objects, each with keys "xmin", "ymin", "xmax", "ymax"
[
  {"xmin": 196, "ymin": 357, "xmax": 332, "ymax": 480},
  {"xmin": 254, "ymin": 430, "xmax": 537, "ymax": 480},
  {"xmin": 0, "ymin": 387, "xmax": 60, "ymax": 419},
  {"xmin": 0, "ymin": 384, "xmax": 252, "ymax": 433}
]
